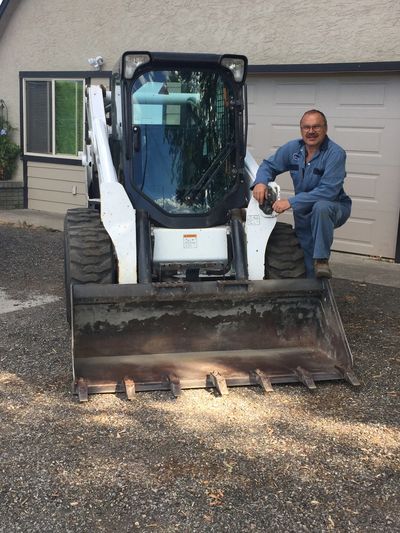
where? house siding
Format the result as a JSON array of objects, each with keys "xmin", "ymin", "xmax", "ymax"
[{"xmin": 27, "ymin": 162, "xmax": 87, "ymax": 213}]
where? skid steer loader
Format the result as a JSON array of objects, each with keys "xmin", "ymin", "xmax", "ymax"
[{"xmin": 64, "ymin": 51, "xmax": 359, "ymax": 401}]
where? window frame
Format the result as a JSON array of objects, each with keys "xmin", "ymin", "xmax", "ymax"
[{"xmin": 22, "ymin": 76, "xmax": 85, "ymax": 160}]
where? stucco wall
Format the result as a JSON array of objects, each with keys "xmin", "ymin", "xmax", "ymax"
[{"xmin": 1, "ymin": 0, "xmax": 399, "ymax": 180}]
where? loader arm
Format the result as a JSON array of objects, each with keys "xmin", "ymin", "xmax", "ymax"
[{"xmin": 85, "ymin": 85, "xmax": 137, "ymax": 283}]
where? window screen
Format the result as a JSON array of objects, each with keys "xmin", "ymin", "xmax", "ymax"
[{"xmin": 26, "ymin": 81, "xmax": 52, "ymax": 153}]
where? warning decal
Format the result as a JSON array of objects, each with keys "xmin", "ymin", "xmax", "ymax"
[{"xmin": 183, "ymin": 234, "xmax": 198, "ymax": 249}]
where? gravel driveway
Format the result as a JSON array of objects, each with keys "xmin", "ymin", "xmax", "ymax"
[{"xmin": 0, "ymin": 225, "xmax": 399, "ymax": 532}]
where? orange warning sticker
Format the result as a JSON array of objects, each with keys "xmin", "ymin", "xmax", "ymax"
[{"xmin": 183, "ymin": 234, "xmax": 198, "ymax": 249}]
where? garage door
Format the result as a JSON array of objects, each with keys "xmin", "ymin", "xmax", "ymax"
[{"xmin": 247, "ymin": 73, "xmax": 400, "ymax": 259}]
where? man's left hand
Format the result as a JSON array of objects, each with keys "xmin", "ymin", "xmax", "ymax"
[{"xmin": 272, "ymin": 199, "xmax": 291, "ymax": 214}]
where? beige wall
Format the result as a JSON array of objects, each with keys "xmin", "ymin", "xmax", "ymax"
[
  {"xmin": 27, "ymin": 162, "xmax": 87, "ymax": 213},
  {"xmin": 2, "ymin": 0, "xmax": 398, "ymax": 73},
  {"xmin": 1, "ymin": 0, "xmax": 400, "ymax": 166}
]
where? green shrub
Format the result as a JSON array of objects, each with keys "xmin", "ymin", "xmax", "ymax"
[{"xmin": 0, "ymin": 121, "xmax": 20, "ymax": 180}]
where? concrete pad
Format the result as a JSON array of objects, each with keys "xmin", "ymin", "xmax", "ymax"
[
  {"xmin": 0, "ymin": 208, "xmax": 64, "ymax": 231},
  {"xmin": 331, "ymin": 251, "xmax": 400, "ymax": 288}
]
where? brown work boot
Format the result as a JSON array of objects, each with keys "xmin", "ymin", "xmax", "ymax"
[{"xmin": 314, "ymin": 259, "xmax": 332, "ymax": 279}]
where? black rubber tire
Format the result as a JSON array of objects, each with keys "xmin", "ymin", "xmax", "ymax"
[
  {"xmin": 265, "ymin": 222, "xmax": 306, "ymax": 279},
  {"xmin": 64, "ymin": 208, "xmax": 114, "ymax": 325}
]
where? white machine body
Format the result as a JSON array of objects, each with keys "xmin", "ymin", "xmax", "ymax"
[
  {"xmin": 153, "ymin": 227, "xmax": 229, "ymax": 265},
  {"xmin": 85, "ymin": 86, "xmax": 138, "ymax": 283},
  {"xmin": 244, "ymin": 151, "xmax": 280, "ymax": 280},
  {"xmin": 84, "ymin": 85, "xmax": 281, "ymax": 284}
]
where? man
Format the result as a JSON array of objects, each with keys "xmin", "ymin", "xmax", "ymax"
[{"xmin": 252, "ymin": 109, "xmax": 351, "ymax": 278}]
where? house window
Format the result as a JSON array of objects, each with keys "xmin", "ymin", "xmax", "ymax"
[{"xmin": 24, "ymin": 79, "xmax": 84, "ymax": 157}]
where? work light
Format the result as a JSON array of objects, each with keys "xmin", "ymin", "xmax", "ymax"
[
  {"xmin": 124, "ymin": 53, "xmax": 151, "ymax": 79},
  {"xmin": 220, "ymin": 56, "xmax": 246, "ymax": 82}
]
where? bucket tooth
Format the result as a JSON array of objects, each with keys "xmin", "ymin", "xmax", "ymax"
[
  {"xmin": 76, "ymin": 378, "xmax": 89, "ymax": 402},
  {"xmin": 209, "ymin": 371, "xmax": 229, "ymax": 396},
  {"xmin": 335, "ymin": 366, "xmax": 361, "ymax": 387},
  {"xmin": 295, "ymin": 366, "xmax": 317, "ymax": 390},
  {"xmin": 123, "ymin": 377, "xmax": 136, "ymax": 400},
  {"xmin": 253, "ymin": 369, "xmax": 274, "ymax": 393},
  {"xmin": 168, "ymin": 374, "xmax": 182, "ymax": 398}
]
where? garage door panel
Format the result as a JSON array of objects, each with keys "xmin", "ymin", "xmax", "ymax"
[
  {"xmin": 346, "ymin": 149, "xmax": 400, "ymax": 169},
  {"xmin": 271, "ymin": 124, "xmax": 300, "ymax": 148},
  {"xmin": 333, "ymin": 125, "xmax": 383, "ymax": 155},
  {"xmin": 338, "ymin": 82, "xmax": 386, "ymax": 106},
  {"xmin": 248, "ymin": 79, "xmax": 316, "ymax": 117},
  {"xmin": 335, "ymin": 216, "xmax": 374, "ymax": 244},
  {"xmin": 336, "ymin": 211, "xmax": 396, "ymax": 256},
  {"xmin": 333, "ymin": 236, "xmax": 374, "ymax": 254},
  {"xmin": 334, "ymin": 78, "xmax": 400, "ymax": 118},
  {"xmin": 246, "ymin": 116, "xmax": 287, "ymax": 161},
  {"xmin": 348, "ymin": 167, "xmax": 399, "ymax": 209},
  {"xmin": 274, "ymin": 83, "xmax": 317, "ymax": 106},
  {"xmin": 247, "ymin": 116, "xmax": 299, "ymax": 160},
  {"xmin": 332, "ymin": 120, "xmax": 400, "ymax": 165},
  {"xmin": 345, "ymin": 172, "xmax": 378, "ymax": 200},
  {"xmin": 247, "ymin": 81, "xmax": 275, "ymax": 108}
]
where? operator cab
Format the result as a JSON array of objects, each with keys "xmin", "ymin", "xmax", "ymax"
[{"xmin": 111, "ymin": 52, "xmax": 249, "ymax": 228}]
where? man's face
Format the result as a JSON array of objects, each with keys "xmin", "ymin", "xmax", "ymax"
[{"xmin": 300, "ymin": 113, "xmax": 327, "ymax": 150}]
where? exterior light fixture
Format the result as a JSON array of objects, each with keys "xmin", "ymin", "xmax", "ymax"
[{"xmin": 88, "ymin": 56, "xmax": 104, "ymax": 71}]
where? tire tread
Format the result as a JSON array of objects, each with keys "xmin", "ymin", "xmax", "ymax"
[{"xmin": 265, "ymin": 222, "xmax": 306, "ymax": 279}]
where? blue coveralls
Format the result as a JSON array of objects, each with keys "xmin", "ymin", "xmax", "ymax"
[{"xmin": 254, "ymin": 136, "xmax": 352, "ymax": 277}]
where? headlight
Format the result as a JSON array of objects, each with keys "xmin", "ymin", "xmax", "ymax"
[
  {"xmin": 124, "ymin": 53, "xmax": 151, "ymax": 79},
  {"xmin": 220, "ymin": 56, "xmax": 246, "ymax": 83}
]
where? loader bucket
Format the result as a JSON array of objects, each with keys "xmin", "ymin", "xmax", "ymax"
[{"xmin": 71, "ymin": 279, "xmax": 359, "ymax": 400}]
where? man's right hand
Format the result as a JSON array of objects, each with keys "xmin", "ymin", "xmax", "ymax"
[{"xmin": 252, "ymin": 183, "xmax": 267, "ymax": 204}]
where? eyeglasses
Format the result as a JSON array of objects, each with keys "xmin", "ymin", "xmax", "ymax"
[{"xmin": 301, "ymin": 125, "xmax": 324, "ymax": 132}]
